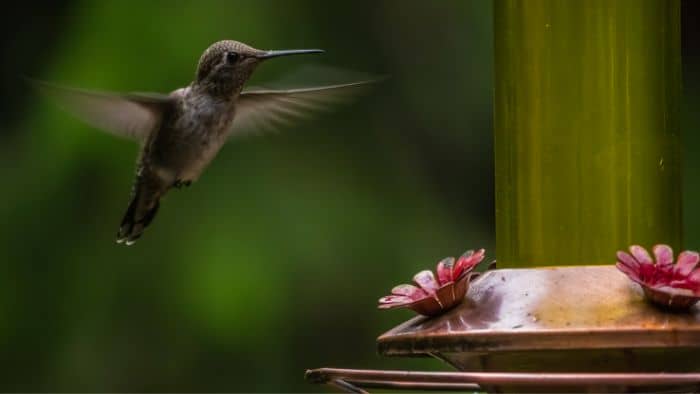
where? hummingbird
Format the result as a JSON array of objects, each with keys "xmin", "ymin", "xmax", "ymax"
[{"xmin": 33, "ymin": 40, "xmax": 377, "ymax": 245}]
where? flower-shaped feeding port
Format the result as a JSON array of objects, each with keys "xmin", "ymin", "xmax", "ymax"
[
  {"xmin": 616, "ymin": 244, "xmax": 700, "ymax": 310},
  {"xmin": 378, "ymin": 249, "xmax": 487, "ymax": 316}
]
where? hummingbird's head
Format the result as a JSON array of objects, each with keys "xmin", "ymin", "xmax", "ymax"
[{"xmin": 194, "ymin": 40, "xmax": 323, "ymax": 98}]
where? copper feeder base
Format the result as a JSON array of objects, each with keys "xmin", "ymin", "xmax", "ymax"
[{"xmin": 308, "ymin": 266, "xmax": 700, "ymax": 392}]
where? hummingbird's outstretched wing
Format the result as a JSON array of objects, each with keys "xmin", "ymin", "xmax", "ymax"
[
  {"xmin": 229, "ymin": 80, "xmax": 378, "ymax": 138},
  {"xmin": 29, "ymin": 79, "xmax": 174, "ymax": 142}
]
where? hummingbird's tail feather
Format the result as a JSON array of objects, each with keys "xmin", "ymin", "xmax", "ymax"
[
  {"xmin": 116, "ymin": 173, "xmax": 167, "ymax": 245},
  {"xmin": 116, "ymin": 199, "xmax": 160, "ymax": 245}
]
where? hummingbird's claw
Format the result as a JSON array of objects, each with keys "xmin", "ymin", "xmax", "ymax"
[{"xmin": 172, "ymin": 180, "xmax": 192, "ymax": 189}]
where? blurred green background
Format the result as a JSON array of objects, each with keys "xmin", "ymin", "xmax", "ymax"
[
  {"xmin": 1, "ymin": 0, "xmax": 700, "ymax": 391},
  {"xmin": 1, "ymin": 0, "xmax": 494, "ymax": 391}
]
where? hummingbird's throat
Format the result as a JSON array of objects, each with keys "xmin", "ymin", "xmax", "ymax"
[
  {"xmin": 198, "ymin": 66, "xmax": 255, "ymax": 99},
  {"xmin": 197, "ymin": 76, "xmax": 241, "ymax": 100}
]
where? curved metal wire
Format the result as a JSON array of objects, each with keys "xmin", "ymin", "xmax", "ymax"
[{"xmin": 306, "ymin": 368, "xmax": 700, "ymax": 392}]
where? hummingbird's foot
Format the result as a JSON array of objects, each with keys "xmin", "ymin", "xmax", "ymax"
[{"xmin": 173, "ymin": 180, "xmax": 192, "ymax": 189}]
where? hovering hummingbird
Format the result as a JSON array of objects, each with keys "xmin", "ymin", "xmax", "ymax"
[{"xmin": 34, "ymin": 40, "xmax": 377, "ymax": 245}]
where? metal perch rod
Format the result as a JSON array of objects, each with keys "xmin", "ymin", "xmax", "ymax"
[{"xmin": 306, "ymin": 368, "xmax": 700, "ymax": 392}]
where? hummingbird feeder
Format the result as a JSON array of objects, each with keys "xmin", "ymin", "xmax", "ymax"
[{"xmin": 306, "ymin": 0, "xmax": 700, "ymax": 392}]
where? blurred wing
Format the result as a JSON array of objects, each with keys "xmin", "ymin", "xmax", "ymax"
[
  {"xmin": 229, "ymin": 80, "xmax": 378, "ymax": 139},
  {"xmin": 30, "ymin": 79, "xmax": 173, "ymax": 142}
]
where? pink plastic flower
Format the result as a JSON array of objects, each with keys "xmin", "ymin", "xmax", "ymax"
[
  {"xmin": 616, "ymin": 244, "xmax": 700, "ymax": 310},
  {"xmin": 378, "ymin": 249, "xmax": 486, "ymax": 316}
]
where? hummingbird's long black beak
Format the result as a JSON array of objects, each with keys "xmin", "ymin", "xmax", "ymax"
[{"xmin": 257, "ymin": 49, "xmax": 324, "ymax": 59}]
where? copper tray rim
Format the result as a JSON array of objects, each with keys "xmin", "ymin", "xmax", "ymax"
[
  {"xmin": 377, "ymin": 266, "xmax": 700, "ymax": 356},
  {"xmin": 378, "ymin": 327, "xmax": 700, "ymax": 355}
]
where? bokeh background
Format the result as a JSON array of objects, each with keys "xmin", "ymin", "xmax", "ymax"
[{"xmin": 0, "ymin": 0, "xmax": 699, "ymax": 391}]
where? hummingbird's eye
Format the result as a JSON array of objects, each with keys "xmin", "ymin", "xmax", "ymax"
[{"xmin": 226, "ymin": 51, "xmax": 240, "ymax": 64}]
